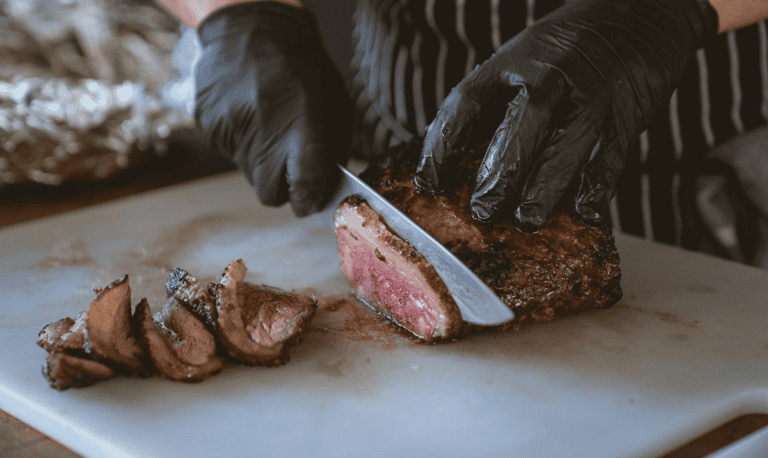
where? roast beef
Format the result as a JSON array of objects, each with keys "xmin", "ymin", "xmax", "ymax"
[
  {"xmin": 136, "ymin": 298, "xmax": 224, "ymax": 383},
  {"xmin": 37, "ymin": 311, "xmax": 87, "ymax": 355},
  {"xmin": 84, "ymin": 276, "xmax": 147, "ymax": 374},
  {"xmin": 43, "ymin": 352, "xmax": 115, "ymax": 391},
  {"xmin": 38, "ymin": 260, "xmax": 319, "ymax": 389},
  {"xmin": 213, "ymin": 260, "xmax": 318, "ymax": 366},
  {"xmin": 166, "ymin": 267, "xmax": 217, "ymax": 330},
  {"xmin": 335, "ymin": 196, "xmax": 463, "ymax": 342},
  {"xmin": 335, "ymin": 141, "xmax": 622, "ymax": 339}
]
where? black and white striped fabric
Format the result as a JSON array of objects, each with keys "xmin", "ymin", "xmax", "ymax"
[{"xmin": 348, "ymin": 0, "xmax": 768, "ymax": 249}]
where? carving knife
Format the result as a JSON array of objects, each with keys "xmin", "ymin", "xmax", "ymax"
[{"xmin": 315, "ymin": 164, "xmax": 515, "ymax": 326}]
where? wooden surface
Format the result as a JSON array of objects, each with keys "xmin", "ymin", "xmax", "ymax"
[
  {"xmin": 661, "ymin": 415, "xmax": 768, "ymax": 458},
  {"xmin": 0, "ymin": 138, "xmax": 766, "ymax": 458},
  {"xmin": 0, "ymin": 411, "xmax": 80, "ymax": 458}
]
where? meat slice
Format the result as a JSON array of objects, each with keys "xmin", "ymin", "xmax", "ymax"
[
  {"xmin": 37, "ymin": 318, "xmax": 74, "ymax": 352},
  {"xmin": 84, "ymin": 276, "xmax": 146, "ymax": 374},
  {"xmin": 38, "ymin": 261, "xmax": 321, "ymax": 390},
  {"xmin": 166, "ymin": 267, "xmax": 217, "ymax": 329},
  {"xmin": 344, "ymin": 141, "xmax": 622, "ymax": 334},
  {"xmin": 136, "ymin": 298, "xmax": 224, "ymax": 383},
  {"xmin": 37, "ymin": 311, "xmax": 87, "ymax": 355},
  {"xmin": 335, "ymin": 196, "xmax": 463, "ymax": 342},
  {"xmin": 213, "ymin": 260, "xmax": 317, "ymax": 366},
  {"xmin": 43, "ymin": 352, "xmax": 115, "ymax": 391}
]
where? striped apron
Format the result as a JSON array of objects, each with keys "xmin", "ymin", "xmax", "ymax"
[{"xmin": 348, "ymin": 0, "xmax": 768, "ymax": 252}]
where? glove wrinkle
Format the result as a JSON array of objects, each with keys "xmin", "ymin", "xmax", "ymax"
[
  {"xmin": 511, "ymin": 105, "xmax": 604, "ymax": 231},
  {"xmin": 195, "ymin": 1, "xmax": 352, "ymax": 215},
  {"xmin": 574, "ymin": 129, "xmax": 626, "ymax": 226},
  {"xmin": 470, "ymin": 64, "xmax": 566, "ymax": 224},
  {"xmin": 414, "ymin": 87, "xmax": 481, "ymax": 194},
  {"xmin": 421, "ymin": 0, "xmax": 716, "ymax": 229}
]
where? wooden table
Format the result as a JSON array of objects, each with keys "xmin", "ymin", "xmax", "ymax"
[{"xmin": 0, "ymin": 139, "xmax": 765, "ymax": 458}]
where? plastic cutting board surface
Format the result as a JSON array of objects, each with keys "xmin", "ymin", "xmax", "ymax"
[{"xmin": 1, "ymin": 172, "xmax": 767, "ymax": 458}]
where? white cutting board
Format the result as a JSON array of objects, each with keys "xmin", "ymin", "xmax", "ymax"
[{"xmin": 1, "ymin": 172, "xmax": 767, "ymax": 458}]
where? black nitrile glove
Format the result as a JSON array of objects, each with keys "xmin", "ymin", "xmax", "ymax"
[
  {"xmin": 195, "ymin": 1, "xmax": 352, "ymax": 217},
  {"xmin": 414, "ymin": 0, "xmax": 718, "ymax": 232}
]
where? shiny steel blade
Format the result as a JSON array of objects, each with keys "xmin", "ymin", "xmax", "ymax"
[{"xmin": 316, "ymin": 164, "xmax": 515, "ymax": 326}]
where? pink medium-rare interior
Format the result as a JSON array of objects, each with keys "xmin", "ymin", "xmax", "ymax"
[{"xmin": 335, "ymin": 201, "xmax": 454, "ymax": 340}]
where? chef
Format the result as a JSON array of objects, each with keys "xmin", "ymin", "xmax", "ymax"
[{"xmin": 157, "ymin": 0, "xmax": 768, "ymax": 257}]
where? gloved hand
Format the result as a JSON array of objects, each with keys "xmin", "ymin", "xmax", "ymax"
[
  {"xmin": 195, "ymin": 1, "xmax": 352, "ymax": 217},
  {"xmin": 414, "ymin": 0, "xmax": 718, "ymax": 232}
]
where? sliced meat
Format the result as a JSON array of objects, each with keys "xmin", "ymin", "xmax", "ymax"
[
  {"xmin": 213, "ymin": 260, "xmax": 317, "ymax": 366},
  {"xmin": 335, "ymin": 196, "xmax": 463, "ymax": 342},
  {"xmin": 350, "ymin": 141, "xmax": 622, "ymax": 334},
  {"xmin": 166, "ymin": 267, "xmax": 217, "ymax": 329},
  {"xmin": 37, "ymin": 311, "xmax": 87, "ymax": 355},
  {"xmin": 84, "ymin": 275, "xmax": 146, "ymax": 374},
  {"xmin": 136, "ymin": 298, "xmax": 224, "ymax": 383},
  {"xmin": 37, "ymin": 318, "xmax": 74, "ymax": 352},
  {"xmin": 43, "ymin": 352, "xmax": 115, "ymax": 391},
  {"xmin": 39, "ymin": 261, "xmax": 321, "ymax": 390}
]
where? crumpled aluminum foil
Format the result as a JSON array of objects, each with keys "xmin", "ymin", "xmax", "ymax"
[
  {"xmin": 0, "ymin": 77, "xmax": 193, "ymax": 185},
  {"xmin": 0, "ymin": 0, "xmax": 196, "ymax": 187}
]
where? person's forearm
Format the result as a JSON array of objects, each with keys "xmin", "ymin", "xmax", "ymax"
[
  {"xmin": 709, "ymin": 0, "xmax": 768, "ymax": 33},
  {"xmin": 155, "ymin": 0, "xmax": 301, "ymax": 28}
]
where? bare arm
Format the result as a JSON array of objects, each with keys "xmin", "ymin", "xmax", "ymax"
[
  {"xmin": 155, "ymin": 0, "xmax": 301, "ymax": 28},
  {"xmin": 709, "ymin": 0, "xmax": 768, "ymax": 33},
  {"xmin": 156, "ymin": 0, "xmax": 768, "ymax": 41}
]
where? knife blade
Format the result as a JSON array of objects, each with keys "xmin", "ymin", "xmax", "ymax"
[{"xmin": 314, "ymin": 164, "xmax": 515, "ymax": 326}]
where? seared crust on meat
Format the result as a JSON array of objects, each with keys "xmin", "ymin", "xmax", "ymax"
[
  {"xmin": 43, "ymin": 352, "xmax": 115, "ymax": 391},
  {"xmin": 37, "ymin": 311, "xmax": 87, "ymax": 355},
  {"xmin": 84, "ymin": 276, "xmax": 147, "ymax": 374},
  {"xmin": 214, "ymin": 260, "xmax": 317, "ymax": 366},
  {"xmin": 136, "ymin": 298, "xmax": 224, "ymax": 383},
  {"xmin": 39, "ymin": 260, "xmax": 320, "ymax": 389},
  {"xmin": 166, "ymin": 267, "xmax": 218, "ymax": 330},
  {"xmin": 37, "ymin": 317, "xmax": 75, "ymax": 352},
  {"xmin": 359, "ymin": 141, "xmax": 622, "ymax": 332}
]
